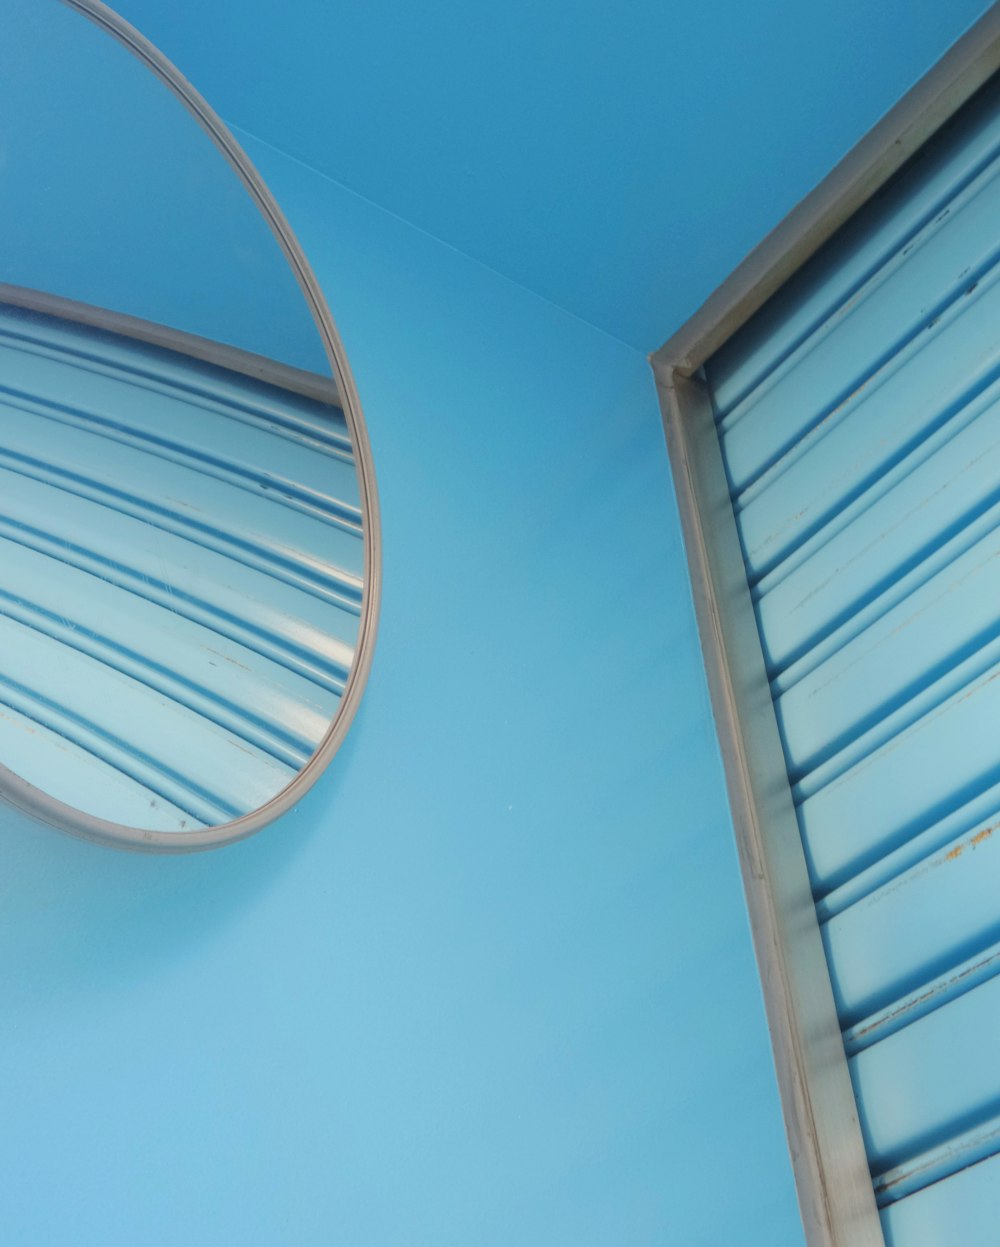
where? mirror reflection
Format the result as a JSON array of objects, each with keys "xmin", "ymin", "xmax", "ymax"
[{"xmin": 0, "ymin": 1, "xmax": 372, "ymax": 838}]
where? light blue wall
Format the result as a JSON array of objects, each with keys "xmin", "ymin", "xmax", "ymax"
[
  {"xmin": 0, "ymin": 106, "xmax": 804, "ymax": 1247},
  {"xmin": 6, "ymin": 1, "xmax": 986, "ymax": 1241},
  {"xmin": 114, "ymin": 0, "xmax": 992, "ymax": 349}
]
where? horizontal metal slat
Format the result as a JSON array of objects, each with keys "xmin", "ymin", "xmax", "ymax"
[
  {"xmin": 721, "ymin": 153, "xmax": 1000, "ymax": 496},
  {"xmin": 0, "ymin": 699, "xmax": 205, "ymax": 831},
  {"xmin": 776, "ymin": 524, "xmax": 1000, "ymax": 781},
  {"xmin": 875, "ymin": 1116, "xmax": 1000, "ymax": 1208},
  {"xmin": 708, "ymin": 76, "xmax": 1000, "ymax": 421},
  {"xmin": 0, "ymin": 305, "xmax": 354, "ymax": 457},
  {"xmin": 0, "ymin": 614, "xmax": 297, "ymax": 823},
  {"xmin": 0, "ymin": 532, "xmax": 337, "ymax": 766},
  {"xmin": 824, "ymin": 807, "xmax": 1000, "ymax": 1028},
  {"xmin": 844, "ymin": 939, "xmax": 1000, "ymax": 1060},
  {"xmin": 880, "ymin": 1150, "xmax": 1000, "ymax": 1246},
  {"xmin": 0, "ymin": 402, "xmax": 363, "ymax": 607},
  {"xmin": 0, "ymin": 336, "xmax": 360, "ymax": 524},
  {"xmin": 851, "ymin": 969, "xmax": 1000, "ymax": 1174},
  {"xmin": 0, "ymin": 465, "xmax": 358, "ymax": 687},
  {"xmin": 735, "ymin": 259, "xmax": 1000, "ymax": 581},
  {"xmin": 757, "ymin": 383, "xmax": 1000, "ymax": 679},
  {"xmin": 799, "ymin": 658, "xmax": 1000, "ymax": 895},
  {"xmin": 818, "ymin": 774, "xmax": 1000, "ymax": 923},
  {"xmin": 792, "ymin": 627, "xmax": 1000, "ymax": 808}
]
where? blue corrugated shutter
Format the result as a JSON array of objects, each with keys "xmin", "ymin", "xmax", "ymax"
[
  {"xmin": 705, "ymin": 76, "xmax": 1000, "ymax": 1242},
  {"xmin": 0, "ymin": 303, "xmax": 361, "ymax": 831}
]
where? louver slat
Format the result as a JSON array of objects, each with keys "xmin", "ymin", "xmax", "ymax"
[
  {"xmin": 0, "ymin": 302, "xmax": 361, "ymax": 831},
  {"xmin": 704, "ymin": 73, "xmax": 1000, "ymax": 1236}
]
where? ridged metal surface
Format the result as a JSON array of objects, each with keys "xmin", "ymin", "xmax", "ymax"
[
  {"xmin": 0, "ymin": 302, "xmax": 361, "ymax": 831},
  {"xmin": 706, "ymin": 75, "xmax": 1000, "ymax": 1244}
]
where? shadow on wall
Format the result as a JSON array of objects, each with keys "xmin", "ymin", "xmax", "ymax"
[{"xmin": 0, "ymin": 705, "xmax": 372, "ymax": 1013}]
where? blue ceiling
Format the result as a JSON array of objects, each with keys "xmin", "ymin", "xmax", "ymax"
[{"xmin": 112, "ymin": 0, "xmax": 991, "ymax": 350}]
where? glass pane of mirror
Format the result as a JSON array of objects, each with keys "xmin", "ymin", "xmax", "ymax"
[{"xmin": 0, "ymin": 0, "xmax": 374, "ymax": 842}]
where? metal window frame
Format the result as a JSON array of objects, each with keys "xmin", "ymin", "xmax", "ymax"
[
  {"xmin": 0, "ymin": 0, "xmax": 382, "ymax": 853},
  {"xmin": 651, "ymin": 7, "xmax": 1000, "ymax": 1245}
]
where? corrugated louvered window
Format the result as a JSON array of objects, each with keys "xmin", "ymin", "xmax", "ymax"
[
  {"xmin": 0, "ymin": 302, "xmax": 362, "ymax": 831},
  {"xmin": 705, "ymin": 72, "xmax": 1000, "ymax": 1242}
]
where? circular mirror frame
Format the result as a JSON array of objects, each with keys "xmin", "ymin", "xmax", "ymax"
[{"xmin": 0, "ymin": 0, "xmax": 381, "ymax": 851}]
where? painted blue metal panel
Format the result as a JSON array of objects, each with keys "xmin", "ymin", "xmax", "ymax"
[
  {"xmin": 707, "ymin": 73, "xmax": 1000, "ymax": 1233},
  {"xmin": 721, "ymin": 149, "xmax": 1000, "ymax": 499},
  {"xmin": 881, "ymin": 1152, "xmax": 1000, "ymax": 1245},
  {"xmin": 710, "ymin": 91, "xmax": 1000, "ymax": 418},
  {"xmin": 0, "ymin": 302, "xmax": 361, "ymax": 830},
  {"xmin": 759, "ymin": 382, "xmax": 1000, "ymax": 687}
]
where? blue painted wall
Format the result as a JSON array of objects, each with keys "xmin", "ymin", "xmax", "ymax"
[
  {"xmin": 4, "ymin": 1, "xmax": 988, "ymax": 1242},
  {"xmin": 113, "ymin": 0, "xmax": 991, "ymax": 350},
  {"xmin": 0, "ymin": 71, "xmax": 804, "ymax": 1247}
]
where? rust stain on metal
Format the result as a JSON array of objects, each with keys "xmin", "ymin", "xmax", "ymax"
[
  {"xmin": 945, "ymin": 821, "xmax": 997, "ymax": 861},
  {"xmin": 853, "ymin": 982, "xmax": 939, "ymax": 1042},
  {"xmin": 851, "ymin": 944, "xmax": 1000, "ymax": 1048},
  {"xmin": 202, "ymin": 645, "xmax": 251, "ymax": 673},
  {"xmin": 823, "ymin": 375, "xmax": 875, "ymax": 428}
]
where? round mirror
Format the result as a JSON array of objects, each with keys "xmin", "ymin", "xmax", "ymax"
[{"xmin": 0, "ymin": 0, "xmax": 379, "ymax": 848}]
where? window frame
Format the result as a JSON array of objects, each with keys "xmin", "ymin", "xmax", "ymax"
[{"xmin": 651, "ymin": 8, "xmax": 1000, "ymax": 1245}]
